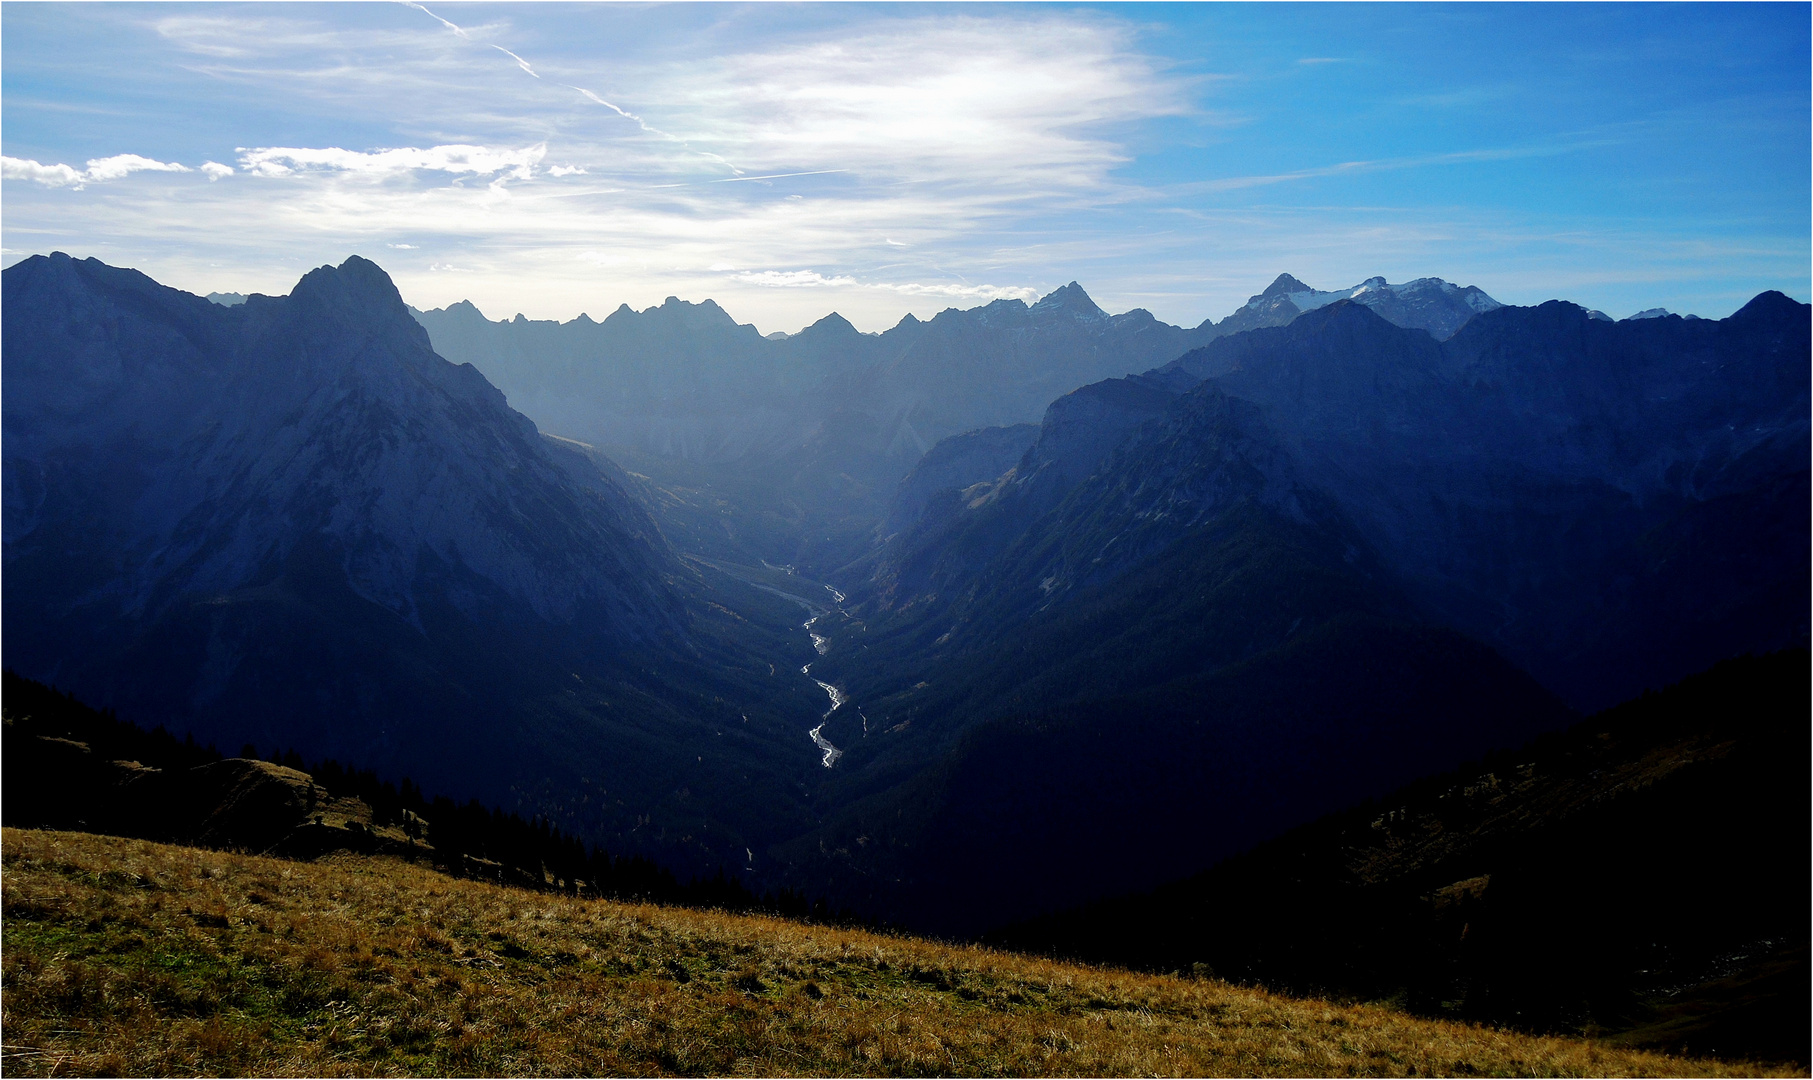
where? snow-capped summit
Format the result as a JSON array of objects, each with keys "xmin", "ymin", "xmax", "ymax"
[{"xmin": 1224, "ymin": 274, "xmax": 1503, "ymax": 340}]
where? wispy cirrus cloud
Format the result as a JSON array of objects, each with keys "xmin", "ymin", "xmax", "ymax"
[
  {"xmin": 1182, "ymin": 140, "xmax": 1607, "ymax": 195},
  {"xmin": 732, "ymin": 268, "xmax": 1038, "ymax": 302},
  {"xmin": 649, "ymin": 18, "xmax": 1191, "ymax": 190}
]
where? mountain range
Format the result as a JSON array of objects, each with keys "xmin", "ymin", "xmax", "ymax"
[
  {"xmin": 8, "ymin": 252, "xmax": 1805, "ymax": 949},
  {"xmin": 412, "ymin": 273, "xmax": 1506, "ymax": 577}
]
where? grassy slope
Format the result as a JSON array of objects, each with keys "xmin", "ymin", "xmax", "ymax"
[{"xmin": 1, "ymin": 830, "xmax": 1784, "ymax": 1078}]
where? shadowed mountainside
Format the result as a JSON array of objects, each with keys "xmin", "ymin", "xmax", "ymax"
[
  {"xmin": 994, "ymin": 650, "xmax": 1811, "ymax": 1067},
  {"xmin": 766, "ymin": 291, "xmax": 1806, "ymax": 932},
  {"xmin": 1, "ymin": 253, "xmax": 850, "ymax": 882}
]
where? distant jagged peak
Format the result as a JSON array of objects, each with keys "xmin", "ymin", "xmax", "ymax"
[
  {"xmin": 798, "ymin": 311, "xmax": 860, "ymax": 337},
  {"xmin": 1624, "ymin": 308, "xmax": 1672, "ymax": 321},
  {"xmin": 206, "ymin": 291, "xmax": 247, "ymax": 307},
  {"xmin": 664, "ymin": 294, "xmax": 727, "ymax": 314},
  {"xmin": 1245, "ymin": 273, "xmax": 1501, "ymax": 316},
  {"xmin": 1031, "ymin": 281, "xmax": 1106, "ymax": 319},
  {"xmin": 630, "ymin": 294, "xmax": 743, "ymax": 330}
]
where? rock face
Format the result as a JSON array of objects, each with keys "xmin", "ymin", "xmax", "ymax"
[
  {"xmin": 3, "ymin": 253, "xmax": 684, "ymax": 786},
  {"xmin": 880, "ymin": 424, "xmax": 1040, "ymax": 539}
]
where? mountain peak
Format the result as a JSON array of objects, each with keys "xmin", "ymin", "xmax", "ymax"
[
  {"xmin": 1261, "ymin": 273, "xmax": 1313, "ymax": 299},
  {"xmin": 1730, "ymin": 290, "xmax": 1808, "ymax": 323},
  {"xmin": 290, "ymin": 255, "xmax": 410, "ymax": 328},
  {"xmin": 789, "ymin": 311, "xmax": 869, "ymax": 343},
  {"xmin": 802, "ymin": 311, "xmax": 858, "ymax": 335},
  {"xmin": 1033, "ymin": 281, "xmax": 1105, "ymax": 317}
]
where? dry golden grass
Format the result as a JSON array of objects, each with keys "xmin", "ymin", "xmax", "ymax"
[{"xmin": 1, "ymin": 828, "xmax": 1791, "ymax": 1077}]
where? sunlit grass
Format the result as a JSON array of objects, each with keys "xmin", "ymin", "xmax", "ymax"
[{"xmin": 2, "ymin": 828, "xmax": 1787, "ymax": 1077}]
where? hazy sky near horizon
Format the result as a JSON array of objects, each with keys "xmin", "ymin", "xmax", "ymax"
[{"xmin": 3, "ymin": 3, "xmax": 1807, "ymax": 333}]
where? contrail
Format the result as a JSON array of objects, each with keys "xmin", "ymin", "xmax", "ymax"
[
  {"xmin": 570, "ymin": 86, "xmax": 746, "ymax": 176},
  {"xmin": 711, "ymin": 170, "xmax": 847, "ymax": 184},
  {"xmin": 492, "ymin": 45, "xmax": 540, "ymax": 78},
  {"xmin": 400, "ymin": 1, "xmax": 467, "ymax": 38}
]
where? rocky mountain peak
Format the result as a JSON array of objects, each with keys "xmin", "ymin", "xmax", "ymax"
[
  {"xmin": 799, "ymin": 311, "xmax": 860, "ymax": 338},
  {"xmin": 1731, "ymin": 289, "xmax": 1805, "ymax": 323},
  {"xmin": 1260, "ymin": 273, "xmax": 1313, "ymax": 299},
  {"xmin": 1032, "ymin": 281, "xmax": 1106, "ymax": 318},
  {"xmin": 290, "ymin": 255, "xmax": 410, "ymax": 326}
]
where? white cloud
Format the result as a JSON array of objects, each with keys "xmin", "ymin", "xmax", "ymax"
[
  {"xmin": 83, "ymin": 155, "xmax": 191, "ymax": 182},
  {"xmin": 548, "ymin": 165, "xmax": 587, "ymax": 177},
  {"xmin": 645, "ymin": 17, "xmax": 1189, "ymax": 190},
  {"xmin": 2, "ymin": 154, "xmax": 189, "ymax": 189},
  {"xmin": 883, "ymin": 280, "xmax": 1041, "ymax": 301},
  {"xmin": 2, "ymin": 157, "xmax": 87, "ymax": 188},
  {"xmin": 734, "ymin": 270, "xmax": 861, "ymax": 289},
  {"xmin": 237, "ymin": 143, "xmax": 546, "ymax": 180},
  {"xmin": 200, "ymin": 161, "xmax": 234, "ymax": 181},
  {"xmin": 388, "ymin": 242, "xmax": 420, "ymax": 249}
]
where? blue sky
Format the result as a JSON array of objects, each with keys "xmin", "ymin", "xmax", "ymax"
[{"xmin": 4, "ymin": 2, "xmax": 1807, "ymax": 333}]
